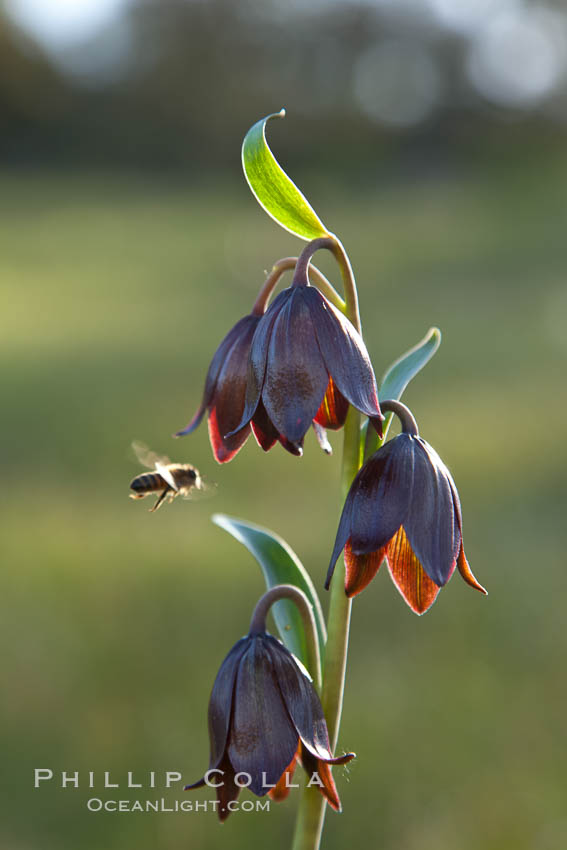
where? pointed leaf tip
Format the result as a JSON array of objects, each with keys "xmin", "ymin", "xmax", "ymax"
[
  {"xmin": 364, "ymin": 327, "xmax": 442, "ymax": 458},
  {"xmin": 242, "ymin": 111, "xmax": 330, "ymax": 241}
]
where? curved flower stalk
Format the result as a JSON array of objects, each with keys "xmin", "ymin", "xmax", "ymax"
[{"xmin": 326, "ymin": 400, "xmax": 487, "ymax": 614}]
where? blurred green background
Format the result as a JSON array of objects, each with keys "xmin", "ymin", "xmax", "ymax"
[{"xmin": 2, "ymin": 2, "xmax": 567, "ymax": 849}]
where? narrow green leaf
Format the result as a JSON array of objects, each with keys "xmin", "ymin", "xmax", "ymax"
[
  {"xmin": 212, "ymin": 514, "xmax": 326, "ymax": 675},
  {"xmin": 380, "ymin": 326, "xmax": 442, "ymax": 407},
  {"xmin": 242, "ymin": 110, "xmax": 330, "ymax": 241},
  {"xmin": 364, "ymin": 327, "xmax": 442, "ymax": 457}
]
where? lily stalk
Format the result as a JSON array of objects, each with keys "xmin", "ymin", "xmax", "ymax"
[
  {"xmin": 249, "ymin": 584, "xmax": 322, "ymax": 692},
  {"xmin": 291, "ymin": 235, "xmax": 363, "ymax": 850}
]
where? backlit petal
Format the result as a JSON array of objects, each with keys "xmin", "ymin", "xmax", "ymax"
[
  {"xmin": 314, "ymin": 377, "xmax": 349, "ymax": 430},
  {"xmin": 344, "ymin": 539, "xmax": 387, "ymax": 597},
  {"xmin": 208, "ymin": 408, "xmax": 250, "ymax": 463},
  {"xmin": 251, "ymin": 400, "xmax": 279, "ymax": 452},
  {"xmin": 457, "ymin": 544, "xmax": 487, "ymax": 595},
  {"xmin": 387, "ymin": 527, "xmax": 440, "ymax": 615},
  {"xmin": 300, "ymin": 745, "xmax": 354, "ymax": 812},
  {"xmin": 268, "ymin": 750, "xmax": 299, "ymax": 802},
  {"xmin": 325, "ymin": 486, "xmax": 356, "ymax": 590},
  {"xmin": 447, "ymin": 473, "xmax": 488, "ymax": 596},
  {"xmin": 176, "ymin": 314, "xmax": 258, "ymax": 437}
]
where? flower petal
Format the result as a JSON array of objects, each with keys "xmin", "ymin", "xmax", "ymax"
[
  {"xmin": 268, "ymin": 750, "xmax": 299, "ymax": 802},
  {"xmin": 184, "ymin": 637, "xmax": 249, "ymax": 790},
  {"xmin": 304, "ymin": 286, "xmax": 382, "ymax": 421},
  {"xmin": 207, "ymin": 637, "xmax": 250, "ymax": 770},
  {"xmin": 325, "ymin": 485, "xmax": 356, "ymax": 590},
  {"xmin": 403, "ymin": 437, "xmax": 460, "ymax": 587},
  {"xmin": 251, "ymin": 402, "xmax": 304, "ymax": 456},
  {"xmin": 300, "ymin": 745, "xmax": 353, "ymax": 812},
  {"xmin": 312, "ymin": 421, "xmax": 332, "ymax": 455},
  {"xmin": 387, "ymin": 527, "xmax": 440, "ymax": 614},
  {"xmin": 176, "ymin": 315, "xmax": 258, "ymax": 437},
  {"xmin": 457, "ymin": 544, "xmax": 487, "ymax": 595},
  {"xmin": 215, "ymin": 752, "xmax": 241, "ymax": 822},
  {"xmin": 228, "ymin": 636, "xmax": 298, "ymax": 795},
  {"xmin": 208, "ymin": 409, "xmax": 250, "ymax": 464},
  {"xmin": 185, "ymin": 751, "xmax": 241, "ymax": 821},
  {"xmin": 326, "ymin": 435, "xmax": 415, "ymax": 591},
  {"xmin": 447, "ymin": 475, "xmax": 487, "ymax": 596},
  {"xmin": 228, "ymin": 290, "xmax": 289, "ymax": 436},
  {"xmin": 264, "ymin": 635, "xmax": 334, "ymax": 762},
  {"xmin": 344, "ymin": 539, "xmax": 387, "ymax": 597},
  {"xmin": 262, "ymin": 288, "xmax": 329, "ymax": 444},
  {"xmin": 278, "ymin": 434, "xmax": 304, "ymax": 457},
  {"xmin": 251, "ymin": 400, "xmax": 279, "ymax": 452},
  {"xmin": 314, "ymin": 377, "xmax": 349, "ymax": 430}
]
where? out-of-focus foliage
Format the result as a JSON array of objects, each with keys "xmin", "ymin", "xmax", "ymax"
[{"xmin": 2, "ymin": 0, "xmax": 567, "ymax": 168}]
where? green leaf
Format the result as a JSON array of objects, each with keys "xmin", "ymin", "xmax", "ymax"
[
  {"xmin": 364, "ymin": 327, "xmax": 441, "ymax": 457},
  {"xmin": 242, "ymin": 110, "xmax": 330, "ymax": 241},
  {"xmin": 212, "ymin": 514, "xmax": 326, "ymax": 677}
]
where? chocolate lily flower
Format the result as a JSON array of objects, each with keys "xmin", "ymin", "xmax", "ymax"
[
  {"xmin": 186, "ymin": 629, "xmax": 354, "ymax": 821},
  {"xmin": 325, "ymin": 400, "xmax": 487, "ymax": 615},
  {"xmin": 227, "ymin": 280, "xmax": 383, "ymax": 456},
  {"xmin": 175, "ymin": 311, "xmax": 332, "ymax": 461}
]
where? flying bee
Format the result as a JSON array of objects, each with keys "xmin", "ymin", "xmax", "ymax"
[{"xmin": 129, "ymin": 441, "xmax": 214, "ymax": 512}]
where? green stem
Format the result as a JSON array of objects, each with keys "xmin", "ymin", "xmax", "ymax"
[
  {"xmin": 326, "ymin": 235, "xmax": 361, "ymax": 333},
  {"xmin": 291, "ymin": 236, "xmax": 362, "ymax": 850}
]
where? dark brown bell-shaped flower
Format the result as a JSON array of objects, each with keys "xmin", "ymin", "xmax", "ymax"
[
  {"xmin": 186, "ymin": 631, "xmax": 355, "ymax": 821},
  {"xmin": 227, "ymin": 281, "xmax": 383, "ymax": 456},
  {"xmin": 325, "ymin": 400, "xmax": 487, "ymax": 615},
  {"xmin": 175, "ymin": 311, "xmax": 332, "ymax": 461}
]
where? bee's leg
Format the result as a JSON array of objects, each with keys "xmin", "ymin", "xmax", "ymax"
[{"xmin": 149, "ymin": 488, "xmax": 170, "ymax": 512}]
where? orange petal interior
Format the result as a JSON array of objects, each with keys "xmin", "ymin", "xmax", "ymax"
[{"xmin": 387, "ymin": 527, "xmax": 440, "ymax": 615}]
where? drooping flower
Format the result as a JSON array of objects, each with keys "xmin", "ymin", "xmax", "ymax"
[
  {"xmin": 175, "ymin": 311, "xmax": 333, "ymax": 462},
  {"xmin": 186, "ymin": 631, "xmax": 355, "ymax": 820},
  {"xmin": 325, "ymin": 400, "xmax": 487, "ymax": 615},
  {"xmin": 227, "ymin": 281, "xmax": 383, "ymax": 455}
]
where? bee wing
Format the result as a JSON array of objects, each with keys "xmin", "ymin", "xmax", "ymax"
[
  {"xmin": 132, "ymin": 441, "xmax": 171, "ymax": 470},
  {"xmin": 155, "ymin": 462, "xmax": 179, "ymax": 492},
  {"xmin": 181, "ymin": 475, "xmax": 217, "ymax": 501}
]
